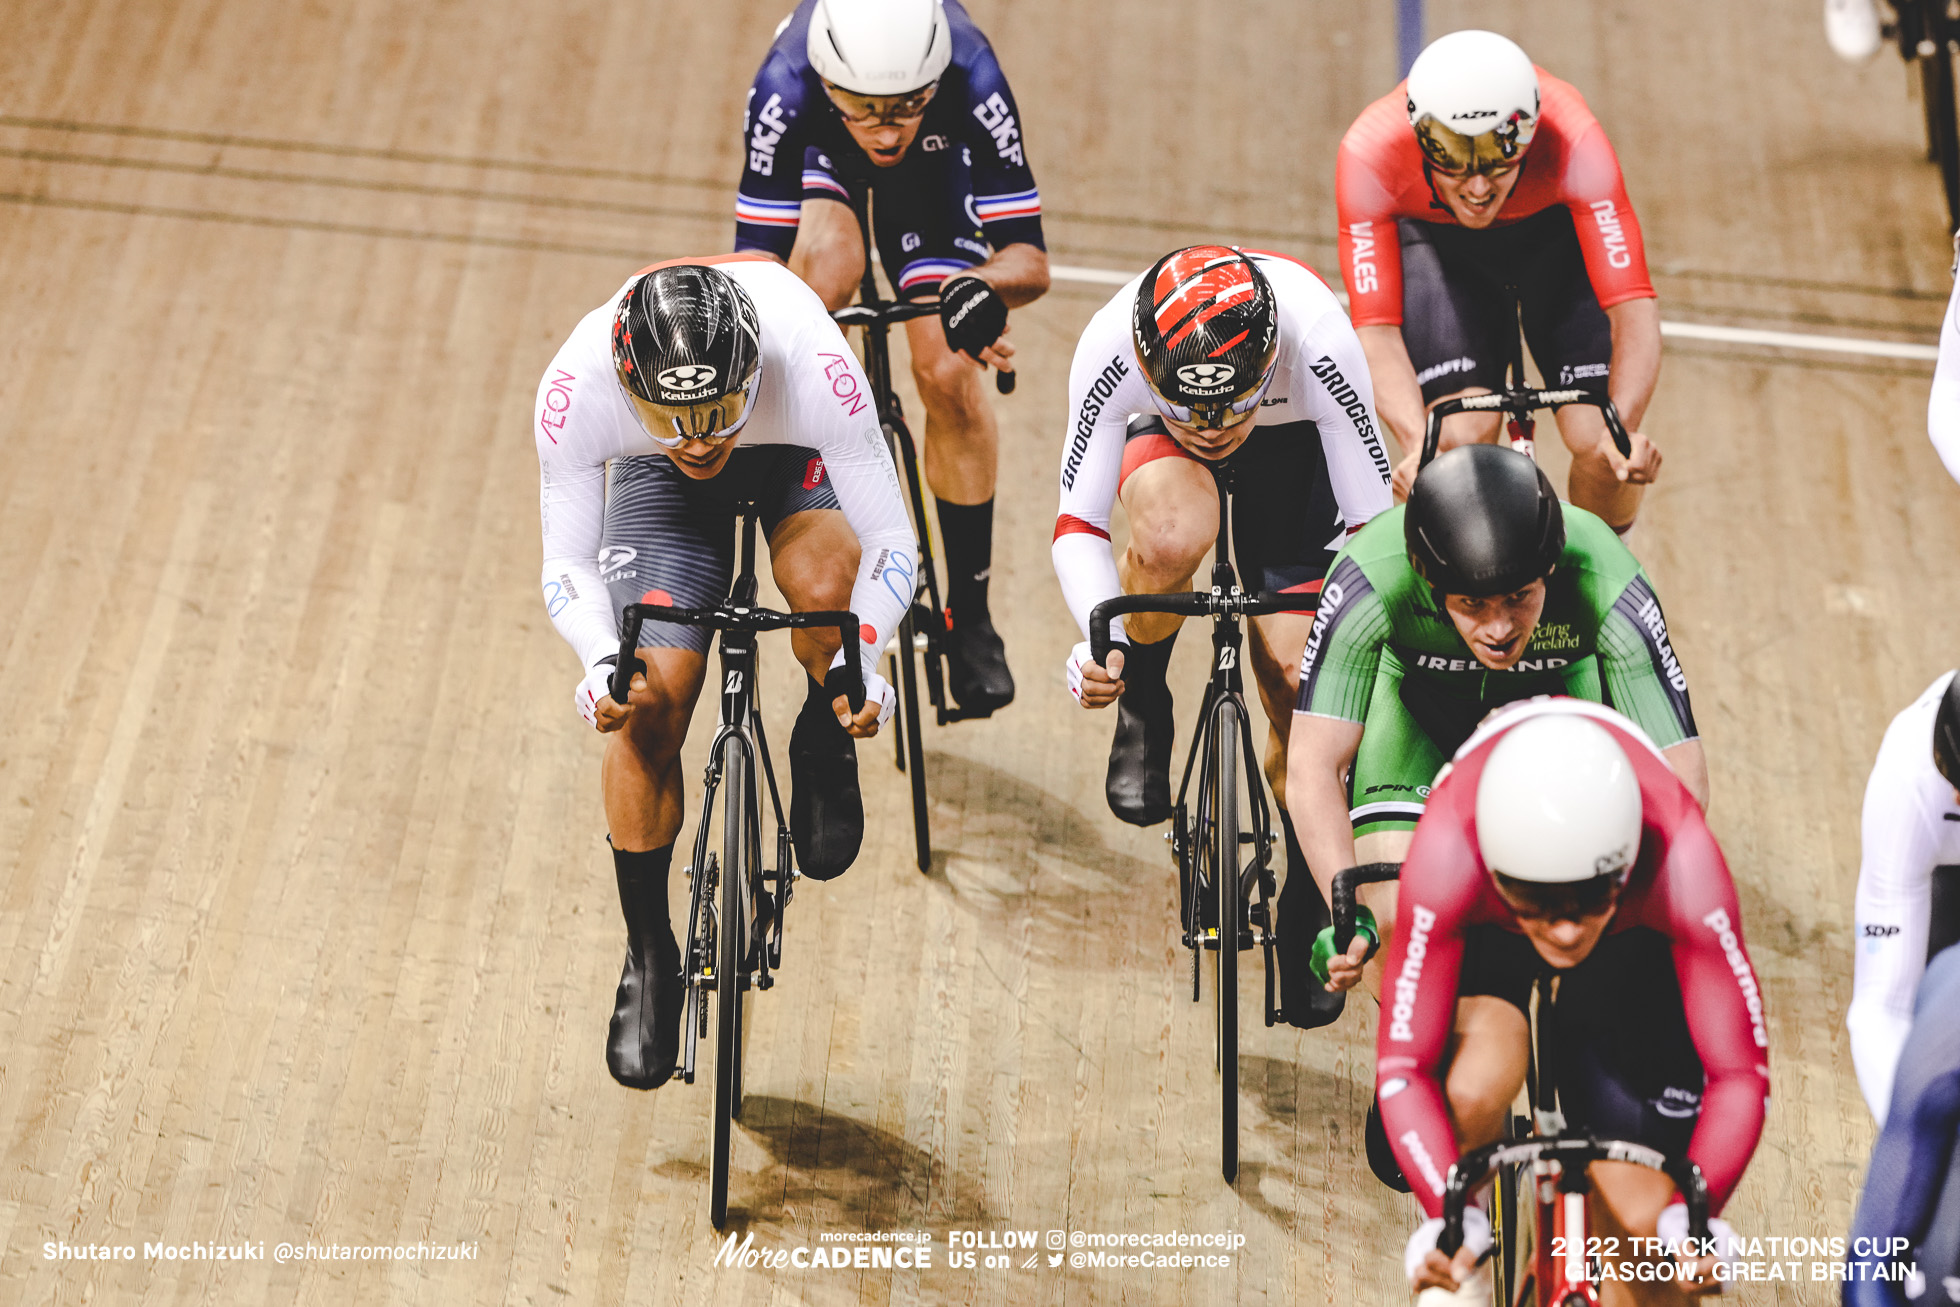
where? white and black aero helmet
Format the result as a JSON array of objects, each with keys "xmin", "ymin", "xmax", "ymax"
[
  {"xmin": 1405, "ymin": 29, "xmax": 1540, "ymax": 174},
  {"xmin": 611, "ymin": 265, "xmax": 762, "ymax": 446}
]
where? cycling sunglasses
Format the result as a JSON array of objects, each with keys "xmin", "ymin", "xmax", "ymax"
[
  {"xmin": 1490, "ymin": 868, "xmax": 1628, "ymax": 922},
  {"xmin": 822, "ymin": 80, "xmax": 938, "ymax": 126},
  {"xmin": 1414, "ymin": 115, "xmax": 1534, "ymax": 178},
  {"xmin": 624, "ymin": 370, "xmax": 759, "ymax": 450},
  {"xmin": 1144, "ymin": 359, "xmax": 1276, "ymax": 432}
]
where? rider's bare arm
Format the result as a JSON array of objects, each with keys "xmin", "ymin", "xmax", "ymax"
[
  {"xmin": 1605, "ymin": 295, "xmax": 1662, "ymax": 431},
  {"xmin": 1357, "ymin": 324, "xmax": 1426, "ymax": 462},
  {"xmin": 1285, "ymin": 713, "xmax": 1365, "ymax": 911},
  {"xmin": 965, "ymin": 241, "xmax": 1049, "ymax": 308}
]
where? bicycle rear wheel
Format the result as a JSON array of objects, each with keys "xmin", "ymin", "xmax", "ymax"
[
  {"xmin": 1922, "ymin": 49, "xmax": 1960, "ymax": 231},
  {"xmin": 710, "ymin": 735, "xmax": 752, "ymax": 1230},
  {"xmin": 896, "ymin": 611, "xmax": 931, "ymax": 872},
  {"xmin": 1212, "ymin": 699, "xmax": 1241, "ymax": 1184}
]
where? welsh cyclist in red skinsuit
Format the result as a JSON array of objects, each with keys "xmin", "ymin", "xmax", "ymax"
[
  {"xmin": 1371, "ymin": 699, "xmax": 1767, "ymax": 1301},
  {"xmin": 1337, "ymin": 29, "xmax": 1664, "ymax": 531}
]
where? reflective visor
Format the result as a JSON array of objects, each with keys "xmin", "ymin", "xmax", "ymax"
[
  {"xmin": 624, "ymin": 370, "xmax": 758, "ymax": 449},
  {"xmin": 1414, "ymin": 111, "xmax": 1536, "ymax": 176},
  {"xmin": 1143, "ymin": 355, "xmax": 1276, "ymax": 431},
  {"xmin": 822, "ymin": 80, "xmax": 937, "ymax": 126},
  {"xmin": 1490, "ymin": 868, "xmax": 1627, "ymax": 922}
]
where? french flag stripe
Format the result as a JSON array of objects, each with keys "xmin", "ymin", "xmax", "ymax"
[
  {"xmin": 975, "ymin": 189, "xmax": 1041, "ymax": 219},
  {"xmin": 735, "ymin": 194, "xmax": 802, "ymax": 226},
  {"xmin": 897, "ymin": 259, "xmax": 968, "ymax": 287},
  {"xmin": 802, "ymin": 171, "xmax": 850, "ymax": 197}
]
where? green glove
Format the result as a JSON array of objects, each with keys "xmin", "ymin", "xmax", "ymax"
[{"xmin": 1308, "ymin": 905, "xmax": 1381, "ymax": 986}]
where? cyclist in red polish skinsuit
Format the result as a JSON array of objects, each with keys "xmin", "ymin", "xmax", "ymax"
[
  {"xmin": 1376, "ymin": 699, "xmax": 1767, "ymax": 1301},
  {"xmin": 1336, "ymin": 30, "xmax": 1664, "ymax": 531}
]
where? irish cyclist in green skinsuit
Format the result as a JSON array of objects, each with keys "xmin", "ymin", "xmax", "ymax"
[{"xmin": 1280, "ymin": 445, "xmax": 1707, "ymax": 1019}]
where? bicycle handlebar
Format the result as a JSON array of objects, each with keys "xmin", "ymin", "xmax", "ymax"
[
  {"xmin": 1436, "ymin": 1135, "xmax": 1711, "ymax": 1256},
  {"xmin": 611, "ymin": 602, "xmax": 866, "ymax": 713},
  {"xmin": 1418, "ymin": 388, "xmax": 1634, "ymax": 469},
  {"xmin": 831, "ymin": 299, "xmax": 1015, "ymax": 393},
  {"xmin": 1330, "ymin": 863, "xmax": 1401, "ymax": 952},
  {"xmin": 1087, "ymin": 590, "xmax": 1284, "ymax": 668}
]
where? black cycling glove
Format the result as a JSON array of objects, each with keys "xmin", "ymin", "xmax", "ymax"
[{"xmin": 938, "ymin": 274, "xmax": 1008, "ymax": 360}]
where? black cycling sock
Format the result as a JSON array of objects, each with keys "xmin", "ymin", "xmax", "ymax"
[
  {"xmin": 610, "ymin": 840, "xmax": 675, "ymax": 956},
  {"xmin": 935, "ymin": 497, "xmax": 995, "ymax": 622},
  {"xmin": 1276, "ymin": 809, "xmax": 1329, "ymax": 924},
  {"xmin": 1118, "ymin": 626, "xmax": 1178, "ymax": 689}
]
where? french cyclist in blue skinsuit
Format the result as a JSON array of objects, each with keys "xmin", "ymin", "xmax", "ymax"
[{"xmin": 735, "ymin": 0, "xmax": 1050, "ymax": 716}]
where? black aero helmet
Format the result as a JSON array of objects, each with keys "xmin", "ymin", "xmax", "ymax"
[
  {"xmin": 1131, "ymin": 246, "xmax": 1280, "ymax": 430},
  {"xmin": 1934, "ymin": 672, "xmax": 1960, "ymax": 787},
  {"xmin": 1405, "ymin": 444, "xmax": 1565, "ymax": 596},
  {"xmin": 611, "ymin": 264, "xmax": 762, "ymax": 445}
]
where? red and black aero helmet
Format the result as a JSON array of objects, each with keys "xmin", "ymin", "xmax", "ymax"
[
  {"xmin": 1131, "ymin": 246, "xmax": 1280, "ymax": 430},
  {"xmin": 612, "ymin": 264, "xmax": 762, "ymax": 445}
]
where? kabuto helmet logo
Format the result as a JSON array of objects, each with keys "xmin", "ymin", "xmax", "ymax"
[
  {"xmin": 1175, "ymin": 362, "xmax": 1238, "ymax": 394},
  {"xmin": 657, "ymin": 363, "xmax": 719, "ymax": 397}
]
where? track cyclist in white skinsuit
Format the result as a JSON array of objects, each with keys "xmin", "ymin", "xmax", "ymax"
[
  {"xmin": 534, "ymin": 254, "xmax": 910, "ymax": 1090},
  {"xmin": 1927, "ymin": 240, "xmax": 1960, "ymax": 486},
  {"xmin": 1849, "ymin": 669, "xmax": 1960, "ymax": 1122},
  {"xmin": 1052, "ymin": 245, "xmax": 1394, "ymax": 1028}
]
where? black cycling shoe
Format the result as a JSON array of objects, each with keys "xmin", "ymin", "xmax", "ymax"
[
  {"xmin": 1365, "ymin": 1095, "xmax": 1414, "ymax": 1193},
  {"xmin": 789, "ymin": 679, "xmax": 863, "ymax": 880},
  {"xmin": 1104, "ymin": 636, "xmax": 1177, "ymax": 826},
  {"xmin": 942, "ymin": 610, "xmax": 1015, "ymax": 717},
  {"xmin": 607, "ymin": 850, "xmax": 683, "ymax": 1089},
  {"xmin": 1276, "ymin": 868, "xmax": 1346, "ymax": 1030}
]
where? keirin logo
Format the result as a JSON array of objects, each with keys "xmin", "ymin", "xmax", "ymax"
[
  {"xmin": 1176, "ymin": 362, "xmax": 1236, "ymax": 392},
  {"xmin": 657, "ymin": 364, "xmax": 718, "ymax": 393}
]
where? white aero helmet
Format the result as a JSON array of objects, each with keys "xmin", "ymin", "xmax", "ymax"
[
  {"xmin": 807, "ymin": 0, "xmax": 953, "ymax": 96},
  {"xmin": 1405, "ymin": 29, "xmax": 1540, "ymax": 174},
  {"xmin": 1475, "ymin": 712, "xmax": 1642, "ymax": 914}
]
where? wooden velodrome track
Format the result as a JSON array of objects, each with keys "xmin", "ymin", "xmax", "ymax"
[{"xmin": 0, "ymin": 0, "xmax": 1951, "ymax": 1301}]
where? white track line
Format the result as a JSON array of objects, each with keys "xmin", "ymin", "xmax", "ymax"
[{"xmin": 1048, "ymin": 263, "xmax": 1941, "ymax": 362}]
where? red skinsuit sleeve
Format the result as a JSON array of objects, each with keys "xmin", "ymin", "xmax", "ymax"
[
  {"xmin": 1645, "ymin": 792, "xmax": 1770, "ymax": 1214},
  {"xmin": 1336, "ymin": 89, "xmax": 1412, "ymax": 328},
  {"xmin": 1375, "ymin": 757, "xmax": 1488, "ymax": 1216},
  {"xmin": 1544, "ymin": 77, "xmax": 1655, "ymax": 309}
]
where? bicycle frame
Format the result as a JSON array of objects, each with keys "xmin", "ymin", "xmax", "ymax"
[
  {"xmin": 610, "ymin": 505, "xmax": 865, "ymax": 1079},
  {"xmin": 1088, "ymin": 469, "xmax": 1284, "ymax": 1023}
]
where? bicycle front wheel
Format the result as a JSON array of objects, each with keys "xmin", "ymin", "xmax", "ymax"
[
  {"xmin": 710, "ymin": 734, "xmax": 752, "ymax": 1230},
  {"xmin": 1212, "ymin": 699, "xmax": 1241, "ymax": 1184}
]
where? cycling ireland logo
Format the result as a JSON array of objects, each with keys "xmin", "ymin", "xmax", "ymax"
[
  {"xmin": 657, "ymin": 364, "xmax": 719, "ymax": 397},
  {"xmin": 1175, "ymin": 363, "xmax": 1236, "ymax": 395}
]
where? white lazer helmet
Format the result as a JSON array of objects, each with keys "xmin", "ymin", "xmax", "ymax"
[
  {"xmin": 807, "ymin": 0, "xmax": 952, "ymax": 96},
  {"xmin": 1405, "ymin": 30, "xmax": 1540, "ymax": 174},
  {"xmin": 1475, "ymin": 712, "xmax": 1642, "ymax": 915}
]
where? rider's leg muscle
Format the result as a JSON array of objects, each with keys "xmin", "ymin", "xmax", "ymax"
[
  {"xmin": 1443, "ymin": 995, "xmax": 1530, "ymax": 1149},
  {"xmin": 786, "ymin": 197, "xmax": 866, "ymax": 312},
  {"xmin": 768, "ymin": 507, "xmax": 861, "ymax": 683},
  {"xmin": 604, "ymin": 646, "xmax": 710, "ymax": 850},
  {"xmin": 1115, "ymin": 452, "xmax": 1215, "ymax": 645},
  {"xmin": 906, "ymin": 311, "xmax": 999, "ymax": 505}
]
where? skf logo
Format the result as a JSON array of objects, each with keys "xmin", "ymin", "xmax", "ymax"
[
  {"xmin": 972, "ymin": 93, "xmax": 1024, "ymax": 165},
  {"xmin": 1175, "ymin": 362, "xmax": 1237, "ymax": 393},
  {"xmin": 657, "ymin": 364, "xmax": 718, "ymax": 394},
  {"xmin": 748, "ymin": 92, "xmax": 788, "ymax": 175}
]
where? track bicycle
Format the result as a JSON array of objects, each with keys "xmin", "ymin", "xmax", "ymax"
[
  {"xmin": 1088, "ymin": 463, "xmax": 1285, "ymax": 1184},
  {"xmin": 1880, "ymin": 0, "xmax": 1960, "ymax": 231},
  {"xmin": 829, "ymin": 184, "xmax": 1015, "ymax": 873},
  {"xmin": 1415, "ymin": 288, "xmax": 1634, "ymax": 475},
  {"xmin": 609, "ymin": 502, "xmax": 865, "ymax": 1230},
  {"xmin": 1331, "ymin": 873, "xmax": 1720, "ymax": 1304}
]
